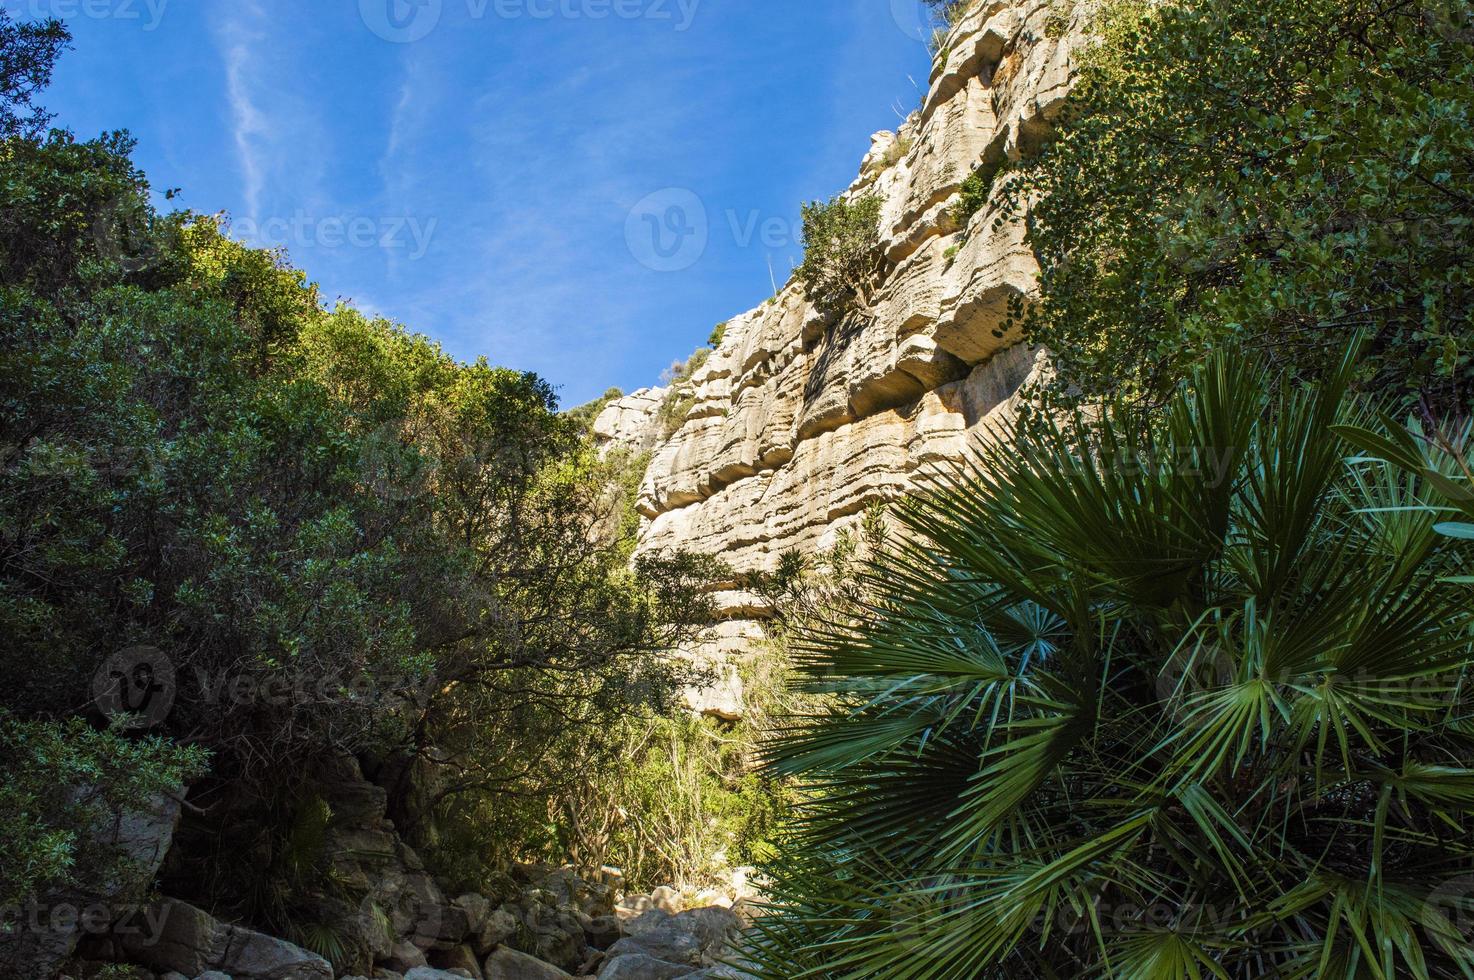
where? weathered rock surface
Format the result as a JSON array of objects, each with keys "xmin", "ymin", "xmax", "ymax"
[
  {"xmin": 482, "ymin": 946, "xmax": 576, "ymax": 980},
  {"xmin": 117, "ymin": 897, "xmax": 332, "ymax": 979},
  {"xmin": 595, "ymin": 1, "xmax": 1089, "ymax": 714},
  {"xmin": 0, "ymin": 793, "xmax": 181, "ymax": 980},
  {"xmin": 593, "ymin": 387, "xmax": 670, "ymax": 456}
]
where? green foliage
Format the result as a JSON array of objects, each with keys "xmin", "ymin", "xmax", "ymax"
[
  {"xmin": 709, "ymin": 322, "xmax": 727, "ymax": 347},
  {"xmin": 0, "ymin": 712, "xmax": 205, "ymax": 909},
  {"xmin": 0, "ymin": 10, "xmax": 68, "ymax": 140},
  {"xmin": 1008, "ymin": 0, "xmax": 1474, "ymax": 411},
  {"xmin": 655, "ymin": 346, "xmax": 712, "ymax": 436},
  {"xmin": 880, "ymin": 135, "xmax": 914, "ymax": 171},
  {"xmin": 0, "ymin": 12, "xmax": 723, "ymax": 931},
  {"xmin": 796, "ymin": 194, "xmax": 883, "ymax": 316},
  {"xmin": 748, "ymin": 348, "xmax": 1474, "ymax": 978},
  {"xmin": 922, "ymin": 0, "xmax": 973, "ymax": 28},
  {"xmin": 564, "ymin": 386, "xmax": 625, "ymax": 432},
  {"xmin": 661, "ymin": 346, "xmax": 711, "ymax": 387},
  {"xmin": 951, "ymin": 157, "xmax": 1005, "ymax": 230}
]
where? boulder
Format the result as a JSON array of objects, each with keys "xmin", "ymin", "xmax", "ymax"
[
  {"xmin": 405, "ymin": 967, "xmax": 476, "ymax": 980},
  {"xmin": 648, "ymin": 888, "xmax": 683, "ymax": 915},
  {"xmin": 453, "ymin": 895, "xmax": 490, "ymax": 932},
  {"xmin": 427, "ymin": 942, "xmax": 484, "ymax": 979},
  {"xmin": 483, "ymin": 946, "xmax": 575, "ymax": 980},
  {"xmin": 118, "ymin": 897, "xmax": 332, "ymax": 979},
  {"xmin": 0, "ymin": 793, "xmax": 181, "ymax": 979},
  {"xmin": 597, "ymin": 953, "xmax": 693, "ymax": 980},
  {"xmin": 382, "ymin": 938, "xmax": 429, "ymax": 972},
  {"xmin": 604, "ymin": 907, "xmax": 741, "ymax": 969},
  {"xmin": 583, "ymin": 914, "xmax": 623, "ymax": 949},
  {"xmin": 471, "ymin": 908, "xmax": 518, "ymax": 956},
  {"xmin": 603, "ymin": 929, "xmax": 701, "ymax": 969}
]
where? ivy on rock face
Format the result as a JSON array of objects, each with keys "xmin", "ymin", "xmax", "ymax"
[{"xmin": 1008, "ymin": 0, "xmax": 1474, "ymax": 412}]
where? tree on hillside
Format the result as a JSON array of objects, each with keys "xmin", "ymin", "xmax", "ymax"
[
  {"xmin": 0, "ymin": 9, "xmax": 720, "ymax": 954},
  {"xmin": 1007, "ymin": 0, "xmax": 1474, "ymax": 412}
]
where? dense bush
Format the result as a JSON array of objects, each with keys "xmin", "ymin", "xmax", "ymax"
[
  {"xmin": 0, "ymin": 712, "xmax": 205, "ymax": 910},
  {"xmin": 1008, "ymin": 0, "xmax": 1474, "ymax": 412},
  {"xmin": 748, "ymin": 348, "xmax": 1474, "ymax": 978},
  {"xmin": 0, "ymin": 9, "xmax": 719, "ymax": 929}
]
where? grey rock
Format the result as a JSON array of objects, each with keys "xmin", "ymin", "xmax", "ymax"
[
  {"xmin": 404, "ymin": 968, "xmax": 474, "ymax": 980},
  {"xmin": 583, "ymin": 914, "xmax": 623, "ymax": 949},
  {"xmin": 382, "ymin": 938, "xmax": 429, "ymax": 972},
  {"xmin": 648, "ymin": 888, "xmax": 683, "ymax": 915},
  {"xmin": 427, "ymin": 942, "xmax": 484, "ymax": 980},
  {"xmin": 604, "ymin": 930, "xmax": 701, "ymax": 967},
  {"xmin": 482, "ymin": 946, "xmax": 574, "ymax": 980},
  {"xmin": 0, "ymin": 793, "xmax": 182, "ymax": 979},
  {"xmin": 604, "ymin": 906, "xmax": 741, "ymax": 970},
  {"xmin": 118, "ymin": 897, "xmax": 331, "ymax": 979},
  {"xmin": 471, "ymin": 908, "xmax": 518, "ymax": 956},
  {"xmin": 452, "ymin": 895, "xmax": 490, "ymax": 934},
  {"xmin": 596, "ymin": 953, "xmax": 693, "ymax": 980}
]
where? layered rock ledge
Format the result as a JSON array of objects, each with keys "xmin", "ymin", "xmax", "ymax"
[{"xmin": 595, "ymin": 1, "xmax": 1090, "ymax": 717}]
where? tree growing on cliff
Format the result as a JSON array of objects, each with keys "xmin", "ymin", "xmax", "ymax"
[
  {"xmin": 796, "ymin": 193, "xmax": 883, "ymax": 317},
  {"xmin": 748, "ymin": 346, "xmax": 1474, "ymax": 978}
]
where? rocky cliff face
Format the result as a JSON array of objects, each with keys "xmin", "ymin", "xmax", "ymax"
[{"xmin": 594, "ymin": 0, "xmax": 1089, "ymax": 716}]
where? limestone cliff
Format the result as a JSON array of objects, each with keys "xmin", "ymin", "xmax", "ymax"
[{"xmin": 595, "ymin": 0, "xmax": 1089, "ymax": 715}]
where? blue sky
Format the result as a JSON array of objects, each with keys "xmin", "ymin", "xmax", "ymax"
[{"xmin": 31, "ymin": 0, "xmax": 938, "ymax": 407}]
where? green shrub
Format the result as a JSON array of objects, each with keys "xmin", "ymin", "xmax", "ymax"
[
  {"xmin": 796, "ymin": 194, "xmax": 883, "ymax": 316},
  {"xmin": 1007, "ymin": 0, "xmax": 1474, "ymax": 412},
  {"xmin": 565, "ymin": 386, "xmax": 625, "ymax": 432},
  {"xmin": 708, "ymin": 322, "xmax": 727, "ymax": 347},
  {"xmin": 0, "ymin": 713, "xmax": 206, "ymax": 909},
  {"xmin": 746, "ymin": 347, "xmax": 1474, "ymax": 978},
  {"xmin": 950, "ymin": 158, "xmax": 1005, "ymax": 229}
]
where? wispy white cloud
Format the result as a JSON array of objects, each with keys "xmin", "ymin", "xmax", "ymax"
[{"xmin": 220, "ymin": 4, "xmax": 268, "ymax": 220}]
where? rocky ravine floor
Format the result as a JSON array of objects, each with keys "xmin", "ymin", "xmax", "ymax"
[{"xmin": 60, "ymin": 865, "xmax": 759, "ymax": 980}]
